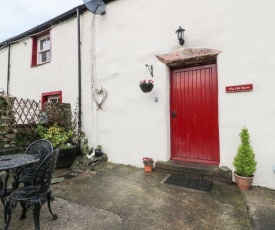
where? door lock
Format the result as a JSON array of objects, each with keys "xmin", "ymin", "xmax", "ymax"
[{"xmin": 172, "ymin": 111, "xmax": 176, "ymax": 118}]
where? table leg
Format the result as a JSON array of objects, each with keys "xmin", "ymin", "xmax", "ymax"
[{"xmin": 4, "ymin": 170, "xmax": 10, "ymax": 197}]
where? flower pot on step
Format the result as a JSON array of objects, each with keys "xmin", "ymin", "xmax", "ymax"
[
  {"xmin": 144, "ymin": 164, "xmax": 153, "ymax": 173},
  {"xmin": 234, "ymin": 172, "xmax": 254, "ymax": 190}
]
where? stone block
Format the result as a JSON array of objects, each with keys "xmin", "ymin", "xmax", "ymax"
[
  {"xmin": 1, "ymin": 138, "xmax": 9, "ymax": 143},
  {"xmin": 204, "ymin": 175, "xmax": 232, "ymax": 185},
  {"xmin": 4, "ymin": 144, "xmax": 11, "ymax": 148},
  {"xmin": 5, "ymin": 134, "xmax": 16, "ymax": 139},
  {"xmin": 213, "ymin": 169, "xmax": 232, "ymax": 179}
]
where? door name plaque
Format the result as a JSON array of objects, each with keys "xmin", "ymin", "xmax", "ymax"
[{"xmin": 226, "ymin": 84, "xmax": 253, "ymax": 93}]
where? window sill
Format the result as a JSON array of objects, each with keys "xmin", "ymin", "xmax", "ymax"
[{"xmin": 31, "ymin": 60, "xmax": 51, "ymax": 68}]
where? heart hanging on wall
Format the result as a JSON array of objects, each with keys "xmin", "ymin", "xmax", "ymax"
[{"xmin": 93, "ymin": 88, "xmax": 108, "ymax": 110}]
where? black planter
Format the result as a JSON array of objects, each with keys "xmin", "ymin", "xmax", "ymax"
[
  {"xmin": 95, "ymin": 149, "xmax": 103, "ymax": 157},
  {"xmin": 56, "ymin": 145, "xmax": 80, "ymax": 168},
  {"xmin": 139, "ymin": 83, "xmax": 154, "ymax": 93}
]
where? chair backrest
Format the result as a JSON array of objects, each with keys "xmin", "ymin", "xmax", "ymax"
[
  {"xmin": 19, "ymin": 140, "xmax": 53, "ymax": 180},
  {"xmin": 33, "ymin": 149, "xmax": 59, "ymax": 192},
  {"xmin": 25, "ymin": 139, "xmax": 53, "ymax": 158}
]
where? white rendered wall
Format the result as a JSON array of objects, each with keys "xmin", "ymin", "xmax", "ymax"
[
  {"xmin": 83, "ymin": 0, "xmax": 275, "ymax": 189},
  {"xmin": 0, "ymin": 48, "xmax": 8, "ymax": 92},
  {"xmin": 1, "ymin": 0, "xmax": 275, "ymax": 189},
  {"xmin": 7, "ymin": 19, "xmax": 79, "ymax": 105}
]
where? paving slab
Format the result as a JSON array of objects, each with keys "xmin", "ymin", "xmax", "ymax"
[
  {"xmin": 0, "ymin": 162, "xmax": 274, "ymax": 229},
  {"xmin": 52, "ymin": 162, "xmax": 252, "ymax": 230}
]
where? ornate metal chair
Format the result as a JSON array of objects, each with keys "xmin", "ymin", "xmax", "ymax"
[
  {"xmin": 25, "ymin": 139, "xmax": 53, "ymax": 156},
  {"xmin": 0, "ymin": 140, "xmax": 53, "ymax": 201},
  {"xmin": 4, "ymin": 149, "xmax": 59, "ymax": 230},
  {"xmin": 16, "ymin": 139, "xmax": 53, "ymax": 187}
]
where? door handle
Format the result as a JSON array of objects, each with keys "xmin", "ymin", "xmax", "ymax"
[{"xmin": 172, "ymin": 111, "xmax": 176, "ymax": 118}]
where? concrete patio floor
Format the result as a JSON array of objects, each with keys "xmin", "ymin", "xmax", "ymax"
[{"xmin": 0, "ymin": 161, "xmax": 274, "ymax": 229}]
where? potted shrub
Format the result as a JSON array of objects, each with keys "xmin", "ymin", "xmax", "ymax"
[
  {"xmin": 37, "ymin": 124, "xmax": 80, "ymax": 168},
  {"xmin": 142, "ymin": 157, "xmax": 154, "ymax": 173},
  {"xmin": 233, "ymin": 127, "xmax": 257, "ymax": 190},
  {"xmin": 139, "ymin": 80, "xmax": 154, "ymax": 93},
  {"xmin": 95, "ymin": 145, "xmax": 103, "ymax": 157}
]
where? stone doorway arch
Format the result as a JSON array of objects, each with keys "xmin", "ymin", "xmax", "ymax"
[{"xmin": 156, "ymin": 48, "xmax": 221, "ymax": 67}]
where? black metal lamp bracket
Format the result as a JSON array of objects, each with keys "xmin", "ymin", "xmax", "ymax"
[{"xmin": 145, "ymin": 64, "xmax": 153, "ymax": 78}]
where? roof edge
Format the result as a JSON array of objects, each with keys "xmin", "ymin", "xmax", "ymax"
[{"xmin": 0, "ymin": 0, "xmax": 115, "ymax": 47}]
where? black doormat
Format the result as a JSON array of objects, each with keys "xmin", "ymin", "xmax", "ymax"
[{"xmin": 164, "ymin": 174, "xmax": 213, "ymax": 192}]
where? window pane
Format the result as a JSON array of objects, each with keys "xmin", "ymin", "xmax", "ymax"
[
  {"xmin": 40, "ymin": 39, "xmax": 46, "ymax": 51},
  {"xmin": 46, "ymin": 50, "xmax": 50, "ymax": 61},
  {"xmin": 46, "ymin": 37, "xmax": 50, "ymax": 49},
  {"xmin": 40, "ymin": 37, "xmax": 50, "ymax": 51},
  {"xmin": 40, "ymin": 50, "xmax": 50, "ymax": 63},
  {"xmin": 49, "ymin": 99, "xmax": 59, "ymax": 103}
]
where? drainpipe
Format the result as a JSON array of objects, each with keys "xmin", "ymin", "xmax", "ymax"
[
  {"xmin": 7, "ymin": 43, "xmax": 11, "ymax": 95},
  {"xmin": 76, "ymin": 8, "xmax": 82, "ymax": 143}
]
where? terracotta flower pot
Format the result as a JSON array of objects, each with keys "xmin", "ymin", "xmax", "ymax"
[
  {"xmin": 144, "ymin": 164, "xmax": 153, "ymax": 173},
  {"xmin": 234, "ymin": 172, "xmax": 254, "ymax": 190}
]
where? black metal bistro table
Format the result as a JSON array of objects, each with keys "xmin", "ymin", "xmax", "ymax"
[{"xmin": 0, "ymin": 154, "xmax": 39, "ymax": 198}]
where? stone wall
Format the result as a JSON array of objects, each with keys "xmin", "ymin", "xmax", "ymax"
[
  {"xmin": 0, "ymin": 96, "xmax": 16, "ymax": 154},
  {"xmin": 0, "ymin": 96, "xmax": 73, "ymax": 155}
]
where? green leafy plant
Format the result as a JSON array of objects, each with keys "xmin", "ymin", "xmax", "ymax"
[
  {"xmin": 96, "ymin": 145, "xmax": 102, "ymax": 151},
  {"xmin": 142, "ymin": 157, "xmax": 154, "ymax": 165},
  {"xmin": 70, "ymin": 103, "xmax": 94, "ymax": 157},
  {"xmin": 233, "ymin": 127, "xmax": 257, "ymax": 177},
  {"xmin": 82, "ymin": 138, "xmax": 94, "ymax": 157},
  {"xmin": 14, "ymin": 131, "xmax": 39, "ymax": 150},
  {"xmin": 37, "ymin": 124, "xmax": 73, "ymax": 149},
  {"xmin": 94, "ymin": 145, "xmax": 103, "ymax": 157}
]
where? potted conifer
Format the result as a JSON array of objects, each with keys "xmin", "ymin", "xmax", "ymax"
[{"xmin": 233, "ymin": 126, "xmax": 257, "ymax": 190}]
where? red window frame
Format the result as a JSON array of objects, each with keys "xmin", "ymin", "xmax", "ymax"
[
  {"xmin": 31, "ymin": 30, "xmax": 51, "ymax": 67},
  {"xmin": 41, "ymin": 91, "xmax": 62, "ymax": 106}
]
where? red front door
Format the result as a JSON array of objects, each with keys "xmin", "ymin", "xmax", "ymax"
[{"xmin": 170, "ymin": 64, "xmax": 219, "ymax": 165}]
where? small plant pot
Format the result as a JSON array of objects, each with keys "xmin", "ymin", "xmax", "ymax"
[
  {"xmin": 139, "ymin": 83, "xmax": 154, "ymax": 93},
  {"xmin": 95, "ymin": 149, "xmax": 103, "ymax": 157},
  {"xmin": 234, "ymin": 172, "xmax": 254, "ymax": 190},
  {"xmin": 144, "ymin": 164, "xmax": 153, "ymax": 173}
]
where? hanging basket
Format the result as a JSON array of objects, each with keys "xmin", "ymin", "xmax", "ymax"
[{"xmin": 139, "ymin": 83, "xmax": 154, "ymax": 93}]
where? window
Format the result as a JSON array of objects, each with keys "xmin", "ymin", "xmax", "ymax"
[
  {"xmin": 41, "ymin": 91, "xmax": 62, "ymax": 106},
  {"xmin": 47, "ymin": 95, "xmax": 60, "ymax": 103},
  {"xmin": 31, "ymin": 30, "xmax": 51, "ymax": 67},
  {"xmin": 38, "ymin": 35, "xmax": 50, "ymax": 64}
]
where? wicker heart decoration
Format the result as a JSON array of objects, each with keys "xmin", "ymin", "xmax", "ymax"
[{"xmin": 93, "ymin": 88, "xmax": 108, "ymax": 110}]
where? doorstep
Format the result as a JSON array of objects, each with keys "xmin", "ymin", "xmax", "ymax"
[{"xmin": 155, "ymin": 160, "xmax": 232, "ymax": 185}]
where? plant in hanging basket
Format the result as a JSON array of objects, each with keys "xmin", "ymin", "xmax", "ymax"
[{"xmin": 139, "ymin": 80, "xmax": 154, "ymax": 93}]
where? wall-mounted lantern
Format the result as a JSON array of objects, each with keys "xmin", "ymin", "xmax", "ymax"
[{"xmin": 175, "ymin": 26, "xmax": 185, "ymax": 46}]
